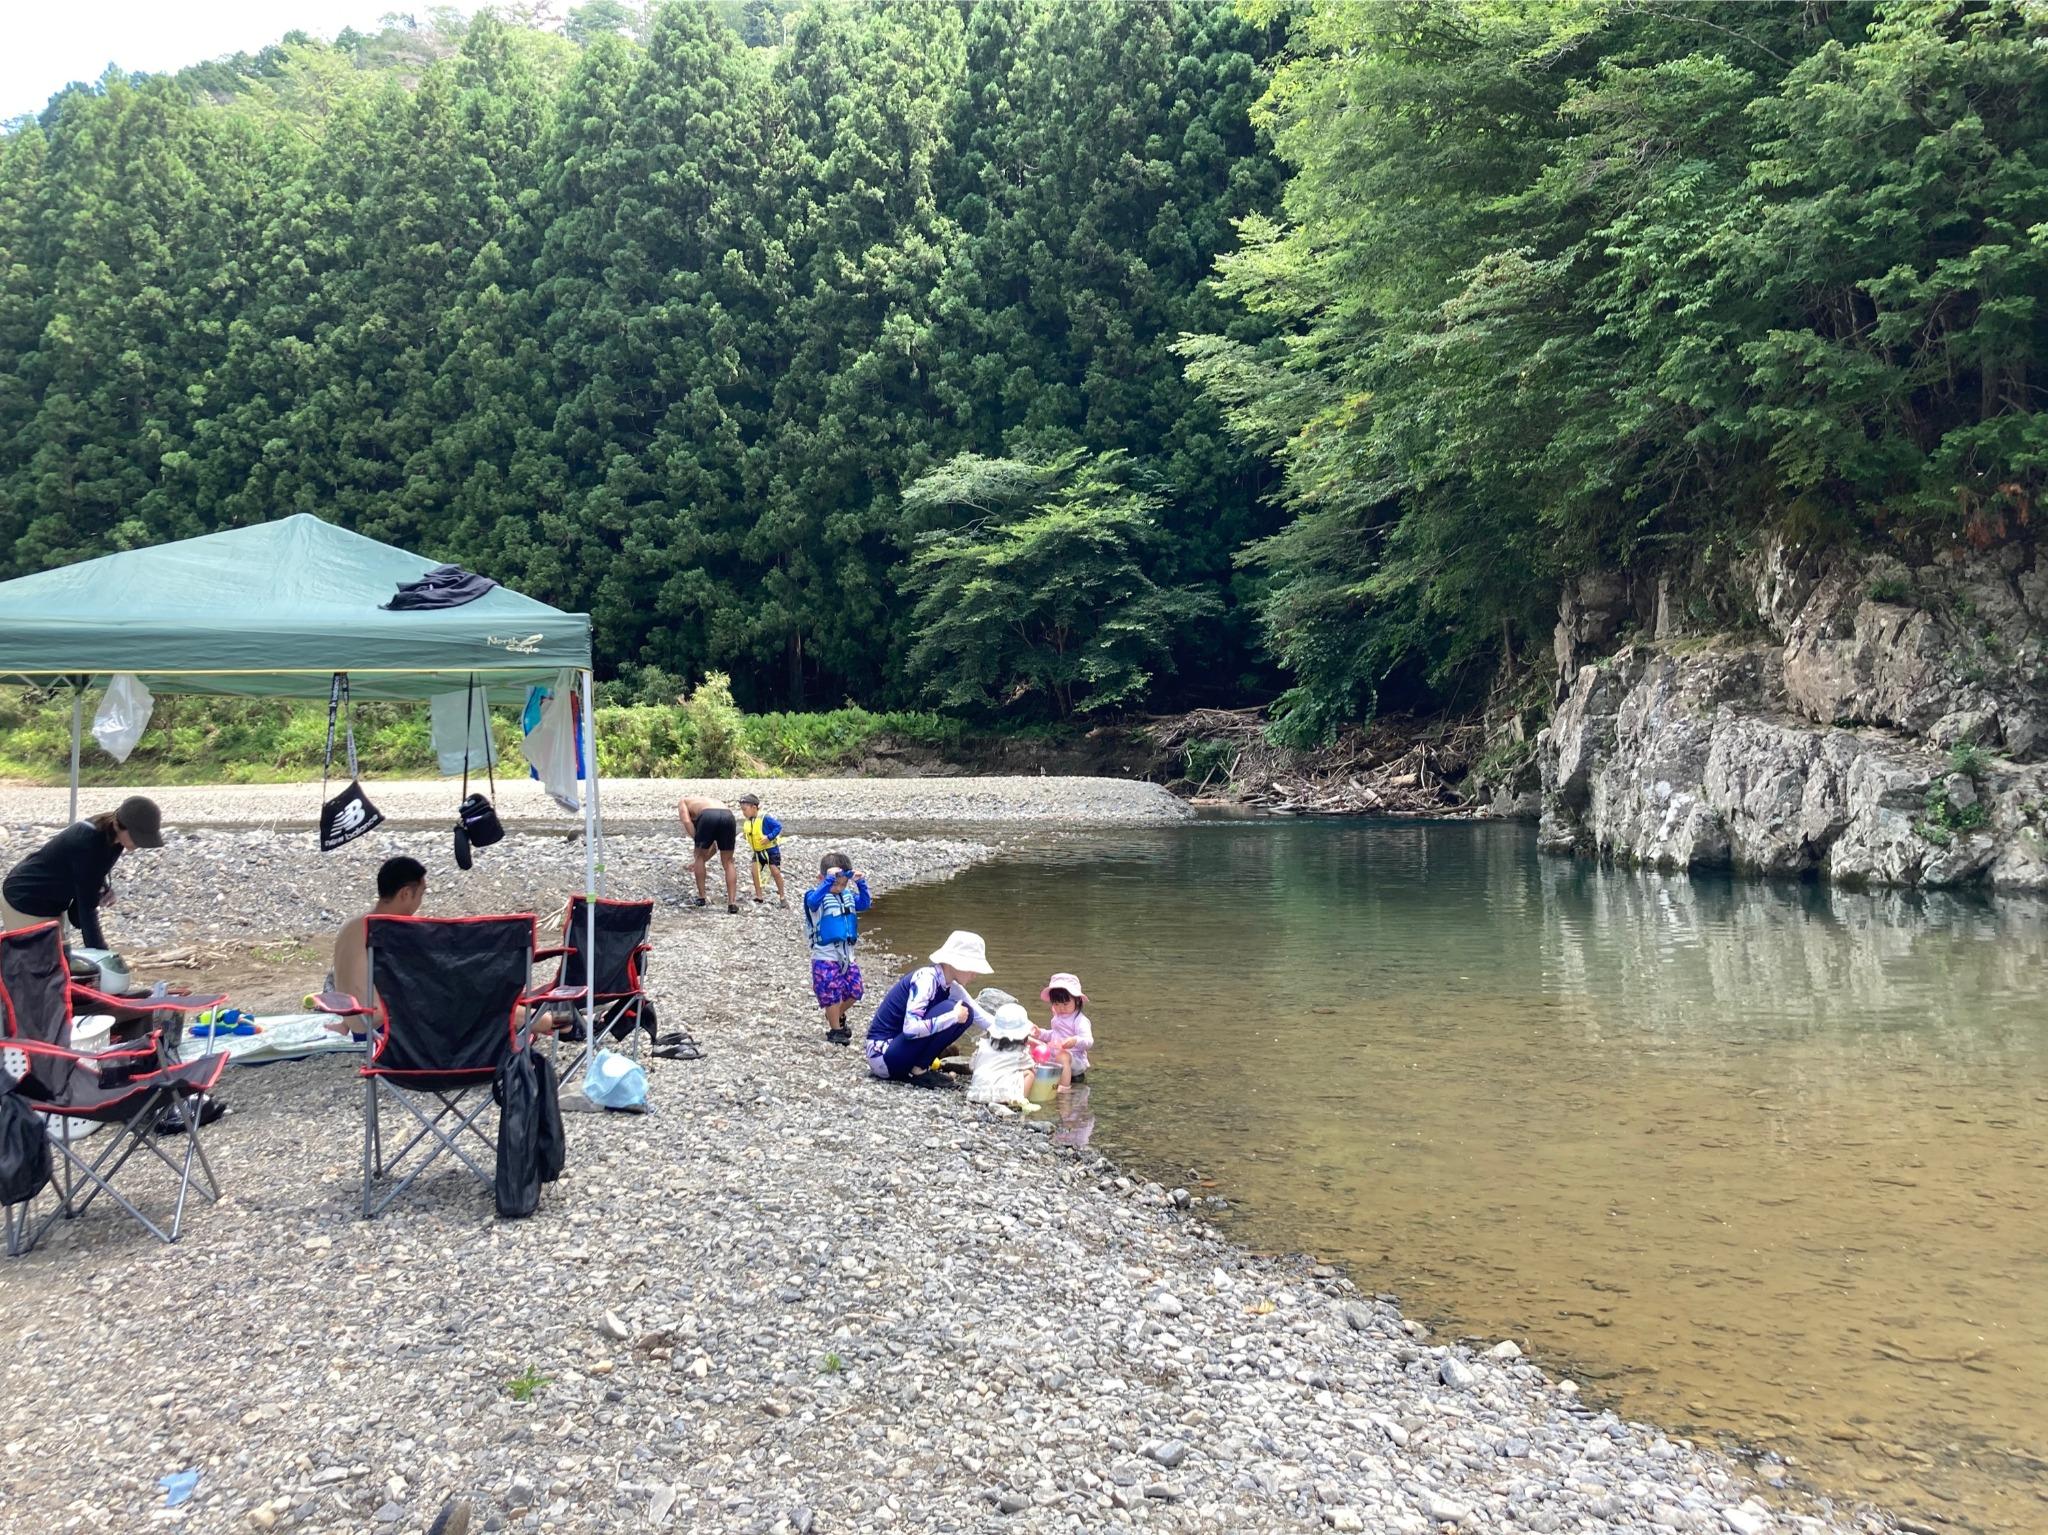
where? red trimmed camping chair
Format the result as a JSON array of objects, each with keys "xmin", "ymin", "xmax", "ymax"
[
  {"xmin": 537, "ymin": 897, "xmax": 691, "ymax": 1071},
  {"xmin": 318, "ymin": 914, "xmax": 581, "ymax": 1220},
  {"xmin": 0, "ymin": 922, "xmax": 229, "ymax": 1254}
]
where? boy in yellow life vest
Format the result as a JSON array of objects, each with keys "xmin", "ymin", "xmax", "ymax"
[{"xmin": 738, "ymin": 792, "xmax": 788, "ymax": 908}]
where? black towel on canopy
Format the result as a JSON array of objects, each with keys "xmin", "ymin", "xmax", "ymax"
[{"xmin": 382, "ymin": 564, "xmax": 500, "ymax": 611}]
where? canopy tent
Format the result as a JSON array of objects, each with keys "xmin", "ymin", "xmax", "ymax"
[
  {"xmin": 0, "ymin": 515, "xmax": 611, "ymax": 1046},
  {"xmin": 0, "ymin": 514, "xmax": 587, "ymax": 702}
]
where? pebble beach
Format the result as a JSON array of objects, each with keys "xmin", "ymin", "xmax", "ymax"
[{"xmin": 0, "ymin": 780, "xmax": 1890, "ymax": 1535}]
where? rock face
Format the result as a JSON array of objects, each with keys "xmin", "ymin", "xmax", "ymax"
[{"xmin": 1536, "ymin": 540, "xmax": 2048, "ymax": 890}]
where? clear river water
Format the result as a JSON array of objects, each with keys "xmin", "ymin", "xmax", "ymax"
[{"xmin": 866, "ymin": 818, "xmax": 2047, "ymax": 1533}]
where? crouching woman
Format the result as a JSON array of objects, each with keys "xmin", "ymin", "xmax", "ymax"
[{"xmin": 863, "ymin": 931, "xmax": 996, "ymax": 1083}]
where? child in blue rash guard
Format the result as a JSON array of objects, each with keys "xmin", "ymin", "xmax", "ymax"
[
  {"xmin": 864, "ymin": 931, "xmax": 997, "ymax": 1083},
  {"xmin": 803, "ymin": 851, "xmax": 871, "ymax": 1046}
]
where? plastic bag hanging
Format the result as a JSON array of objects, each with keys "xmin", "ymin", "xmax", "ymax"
[{"xmin": 91, "ymin": 674, "xmax": 155, "ymax": 763}]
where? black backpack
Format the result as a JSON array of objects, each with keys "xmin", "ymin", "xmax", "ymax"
[{"xmin": 0, "ymin": 1091, "xmax": 52, "ymax": 1208}]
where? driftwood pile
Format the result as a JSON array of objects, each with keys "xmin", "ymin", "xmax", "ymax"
[{"xmin": 1145, "ymin": 707, "xmax": 1484, "ymax": 817}]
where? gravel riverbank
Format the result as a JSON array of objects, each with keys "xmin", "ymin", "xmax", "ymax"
[
  {"xmin": 0, "ymin": 775, "xmax": 1191, "ymax": 833},
  {"xmin": 0, "ymin": 785, "xmax": 1887, "ymax": 1535}
]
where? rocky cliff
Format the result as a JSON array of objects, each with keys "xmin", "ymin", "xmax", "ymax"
[{"xmin": 1532, "ymin": 539, "xmax": 2048, "ymax": 891}]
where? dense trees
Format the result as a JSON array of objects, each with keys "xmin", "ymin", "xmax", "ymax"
[
  {"xmin": 0, "ymin": 0, "xmax": 1278, "ymax": 717},
  {"xmin": 1, "ymin": 1, "xmax": 2041, "ymax": 735},
  {"xmin": 901, "ymin": 449, "xmax": 1217, "ymax": 714},
  {"xmin": 1186, "ymin": 0, "xmax": 2048, "ymax": 738}
]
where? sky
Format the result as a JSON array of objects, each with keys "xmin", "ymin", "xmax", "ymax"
[{"xmin": 4, "ymin": 1, "xmax": 401, "ymax": 121}]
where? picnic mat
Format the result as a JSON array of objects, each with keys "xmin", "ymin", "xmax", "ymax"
[{"xmin": 173, "ymin": 1013, "xmax": 366, "ymax": 1067}]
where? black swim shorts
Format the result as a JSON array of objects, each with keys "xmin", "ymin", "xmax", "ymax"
[{"xmin": 693, "ymin": 808, "xmax": 738, "ymax": 853}]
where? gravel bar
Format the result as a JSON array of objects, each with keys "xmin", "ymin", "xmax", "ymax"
[
  {"xmin": 0, "ymin": 787, "xmax": 1884, "ymax": 1535},
  {"xmin": 0, "ymin": 775, "xmax": 1191, "ymax": 833}
]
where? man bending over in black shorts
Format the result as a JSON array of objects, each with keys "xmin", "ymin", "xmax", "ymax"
[{"xmin": 679, "ymin": 796, "xmax": 741, "ymax": 913}]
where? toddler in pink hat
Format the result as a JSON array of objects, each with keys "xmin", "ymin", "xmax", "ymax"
[{"xmin": 1037, "ymin": 972, "xmax": 1094, "ymax": 1090}]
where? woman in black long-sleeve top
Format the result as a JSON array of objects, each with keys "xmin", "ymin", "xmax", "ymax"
[{"xmin": 1, "ymin": 796, "xmax": 164, "ymax": 949}]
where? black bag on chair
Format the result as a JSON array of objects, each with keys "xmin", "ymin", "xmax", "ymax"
[
  {"xmin": 492, "ymin": 1049, "xmax": 541, "ymax": 1219},
  {"xmin": 453, "ymin": 676, "xmax": 503, "ymax": 870},
  {"xmin": 320, "ymin": 673, "xmax": 384, "ymax": 852},
  {"xmin": 0, "ymin": 1091, "xmax": 51, "ymax": 1207}
]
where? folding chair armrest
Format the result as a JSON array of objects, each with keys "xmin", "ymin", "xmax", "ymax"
[
  {"xmin": 313, "ymin": 991, "xmax": 374, "ymax": 1019},
  {"xmin": 73, "ymin": 986, "xmax": 227, "ymax": 1014},
  {"xmin": 521, "ymin": 984, "xmax": 587, "ymax": 1007},
  {"xmin": 7, "ymin": 1035, "xmax": 159, "ymax": 1070},
  {"xmin": 531, "ymin": 946, "xmax": 571, "ymax": 963}
]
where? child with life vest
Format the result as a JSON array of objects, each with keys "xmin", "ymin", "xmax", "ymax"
[
  {"xmin": 737, "ymin": 793, "xmax": 786, "ymax": 908},
  {"xmin": 803, "ymin": 851, "xmax": 870, "ymax": 1046}
]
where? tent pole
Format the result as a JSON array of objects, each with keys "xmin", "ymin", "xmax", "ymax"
[
  {"xmin": 587, "ymin": 679, "xmax": 606, "ymax": 897},
  {"xmin": 68, "ymin": 682, "xmax": 83, "ymax": 822},
  {"xmin": 580, "ymin": 670, "xmax": 600, "ymax": 1055}
]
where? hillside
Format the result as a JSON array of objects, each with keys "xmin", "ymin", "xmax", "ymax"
[{"xmin": 1, "ymin": 2, "xmax": 2040, "ymax": 822}]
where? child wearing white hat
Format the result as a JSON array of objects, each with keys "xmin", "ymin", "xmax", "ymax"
[
  {"xmin": 862, "ymin": 930, "xmax": 998, "ymax": 1083},
  {"xmin": 966, "ymin": 1000, "xmax": 1038, "ymax": 1107}
]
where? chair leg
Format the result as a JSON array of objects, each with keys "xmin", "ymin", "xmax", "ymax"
[
  {"xmin": 362, "ymin": 1073, "xmax": 379, "ymax": 1219},
  {"xmin": 362, "ymin": 1080, "xmax": 499, "ymax": 1220},
  {"xmin": 166, "ymin": 1108, "xmax": 202, "ymax": 1242},
  {"xmin": 29, "ymin": 1091, "xmax": 191, "ymax": 1247}
]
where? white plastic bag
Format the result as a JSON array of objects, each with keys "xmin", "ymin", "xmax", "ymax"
[
  {"xmin": 429, "ymin": 689, "xmax": 498, "ymax": 776},
  {"xmin": 91, "ymin": 674, "xmax": 154, "ymax": 763},
  {"xmin": 581, "ymin": 1048, "xmax": 647, "ymax": 1111},
  {"xmin": 522, "ymin": 670, "xmax": 582, "ymax": 813}
]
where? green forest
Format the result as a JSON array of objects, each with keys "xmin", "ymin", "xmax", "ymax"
[{"xmin": 1, "ymin": 0, "xmax": 2042, "ymax": 742}]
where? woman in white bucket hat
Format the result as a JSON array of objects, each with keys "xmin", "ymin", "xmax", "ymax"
[{"xmin": 862, "ymin": 930, "xmax": 996, "ymax": 1083}]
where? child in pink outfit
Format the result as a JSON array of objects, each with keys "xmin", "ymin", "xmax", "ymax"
[{"xmin": 1037, "ymin": 971, "xmax": 1094, "ymax": 1091}]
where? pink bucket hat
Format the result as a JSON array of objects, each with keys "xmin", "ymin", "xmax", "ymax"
[{"xmin": 1040, "ymin": 972, "xmax": 1087, "ymax": 1005}]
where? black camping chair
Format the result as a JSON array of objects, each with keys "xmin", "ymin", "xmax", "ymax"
[
  {"xmin": 322, "ymin": 914, "xmax": 581, "ymax": 1220},
  {"xmin": 537, "ymin": 897, "xmax": 693, "ymax": 1070},
  {"xmin": 0, "ymin": 922, "xmax": 229, "ymax": 1255}
]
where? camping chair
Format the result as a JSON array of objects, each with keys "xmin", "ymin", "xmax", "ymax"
[
  {"xmin": 319, "ymin": 914, "xmax": 581, "ymax": 1220},
  {"xmin": 0, "ymin": 922, "xmax": 228, "ymax": 1254},
  {"xmin": 538, "ymin": 897, "xmax": 693, "ymax": 1072}
]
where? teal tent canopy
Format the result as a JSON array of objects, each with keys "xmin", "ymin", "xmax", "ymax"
[{"xmin": 0, "ymin": 515, "xmax": 590, "ymax": 700}]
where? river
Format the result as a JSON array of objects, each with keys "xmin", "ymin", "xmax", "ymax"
[{"xmin": 866, "ymin": 818, "xmax": 2048, "ymax": 1533}]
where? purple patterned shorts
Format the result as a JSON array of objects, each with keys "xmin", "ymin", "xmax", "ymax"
[{"xmin": 811, "ymin": 959, "xmax": 864, "ymax": 1009}]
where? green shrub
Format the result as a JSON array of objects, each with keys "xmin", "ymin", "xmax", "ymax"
[
  {"xmin": 1946, "ymin": 740, "xmax": 1989, "ymax": 779},
  {"xmin": 1916, "ymin": 786, "xmax": 1989, "ymax": 846},
  {"xmin": 0, "ymin": 684, "xmax": 971, "ymax": 785},
  {"xmin": 739, "ymin": 706, "xmax": 961, "ymax": 770},
  {"xmin": 1181, "ymin": 737, "xmax": 1236, "ymax": 789},
  {"xmin": 591, "ymin": 704, "xmax": 697, "ymax": 777},
  {"xmin": 683, "ymin": 673, "xmax": 746, "ymax": 776}
]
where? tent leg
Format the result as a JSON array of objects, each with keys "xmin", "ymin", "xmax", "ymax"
[
  {"xmin": 580, "ymin": 670, "xmax": 601, "ymax": 1055},
  {"xmin": 68, "ymin": 683, "xmax": 83, "ymax": 822},
  {"xmin": 584, "ymin": 672, "xmax": 606, "ymax": 898}
]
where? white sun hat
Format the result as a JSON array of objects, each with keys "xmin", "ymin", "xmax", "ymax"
[
  {"xmin": 929, "ymin": 930, "xmax": 992, "ymax": 975},
  {"xmin": 987, "ymin": 1002, "xmax": 1034, "ymax": 1041}
]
